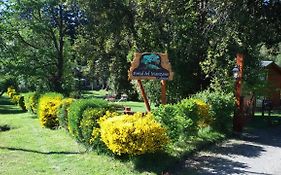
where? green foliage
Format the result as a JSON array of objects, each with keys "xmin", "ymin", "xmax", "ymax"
[
  {"xmin": 152, "ymin": 104, "xmax": 194, "ymax": 142},
  {"xmin": 99, "ymin": 112, "xmax": 169, "ymax": 155},
  {"xmin": 24, "ymin": 92, "xmax": 41, "ymax": 114},
  {"xmin": 80, "ymin": 107, "xmax": 107, "ymax": 147},
  {"xmin": 38, "ymin": 92, "xmax": 63, "ymax": 129},
  {"xmin": 0, "ymin": 0, "xmax": 83, "ymax": 93},
  {"xmin": 153, "ymin": 96, "xmax": 215, "ymax": 143},
  {"xmin": 18, "ymin": 96, "xmax": 27, "ymax": 112},
  {"xmin": 191, "ymin": 99, "xmax": 212, "ymax": 128},
  {"xmin": 0, "ymin": 78, "xmax": 17, "ymax": 95},
  {"xmin": 193, "ymin": 90, "xmax": 235, "ymax": 132},
  {"xmin": 57, "ymin": 98, "xmax": 74, "ymax": 130},
  {"xmin": 68, "ymin": 98, "xmax": 110, "ymax": 144}
]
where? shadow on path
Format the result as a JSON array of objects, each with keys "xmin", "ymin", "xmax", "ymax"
[
  {"xmin": 210, "ymin": 142, "xmax": 266, "ymax": 158},
  {"xmin": 168, "ymin": 125, "xmax": 281, "ymax": 175}
]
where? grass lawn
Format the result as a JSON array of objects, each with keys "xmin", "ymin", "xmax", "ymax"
[
  {"xmin": 82, "ymin": 90, "xmax": 155, "ymax": 112},
  {"xmin": 254, "ymin": 111, "xmax": 281, "ymax": 117},
  {"xmin": 0, "ymin": 95, "xmax": 173, "ymax": 175}
]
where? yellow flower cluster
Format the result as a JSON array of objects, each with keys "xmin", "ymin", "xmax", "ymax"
[
  {"xmin": 193, "ymin": 99, "xmax": 212, "ymax": 128},
  {"xmin": 99, "ymin": 112, "xmax": 169, "ymax": 155},
  {"xmin": 38, "ymin": 95, "xmax": 63, "ymax": 129},
  {"xmin": 7, "ymin": 86, "xmax": 16, "ymax": 98},
  {"xmin": 7, "ymin": 86, "xmax": 21, "ymax": 104}
]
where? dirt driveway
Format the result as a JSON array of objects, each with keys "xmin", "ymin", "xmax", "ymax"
[{"xmin": 172, "ymin": 125, "xmax": 281, "ymax": 175}]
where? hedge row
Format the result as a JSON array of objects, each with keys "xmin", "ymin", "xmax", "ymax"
[
  {"xmin": 6, "ymin": 86, "xmax": 26, "ymax": 111},
  {"xmin": 153, "ymin": 90, "xmax": 234, "ymax": 143},
  {"xmin": 18, "ymin": 89, "xmax": 233, "ymax": 156}
]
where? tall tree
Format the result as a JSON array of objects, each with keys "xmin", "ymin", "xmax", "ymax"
[{"xmin": 0, "ymin": 0, "xmax": 84, "ymax": 93}]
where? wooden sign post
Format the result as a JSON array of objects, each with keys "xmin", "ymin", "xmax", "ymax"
[
  {"xmin": 128, "ymin": 53, "xmax": 174, "ymax": 112},
  {"xmin": 161, "ymin": 80, "xmax": 167, "ymax": 105}
]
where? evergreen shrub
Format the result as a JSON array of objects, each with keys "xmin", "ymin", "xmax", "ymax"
[
  {"xmin": 153, "ymin": 104, "xmax": 193, "ymax": 141},
  {"xmin": 57, "ymin": 98, "xmax": 74, "ymax": 130},
  {"xmin": 193, "ymin": 90, "xmax": 234, "ymax": 132},
  {"xmin": 68, "ymin": 98, "xmax": 109, "ymax": 144},
  {"xmin": 153, "ymin": 98, "xmax": 212, "ymax": 141},
  {"xmin": 38, "ymin": 92, "xmax": 63, "ymax": 129},
  {"xmin": 18, "ymin": 96, "xmax": 27, "ymax": 111},
  {"xmin": 24, "ymin": 92, "xmax": 41, "ymax": 114},
  {"xmin": 80, "ymin": 107, "xmax": 107, "ymax": 146}
]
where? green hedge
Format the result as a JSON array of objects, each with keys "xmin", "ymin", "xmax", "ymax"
[
  {"xmin": 153, "ymin": 102, "xmax": 196, "ymax": 142},
  {"xmin": 24, "ymin": 92, "xmax": 41, "ymax": 114},
  {"xmin": 80, "ymin": 108, "xmax": 107, "ymax": 147},
  {"xmin": 193, "ymin": 90, "xmax": 234, "ymax": 132},
  {"xmin": 57, "ymin": 98, "xmax": 74, "ymax": 130},
  {"xmin": 68, "ymin": 98, "xmax": 110, "ymax": 145}
]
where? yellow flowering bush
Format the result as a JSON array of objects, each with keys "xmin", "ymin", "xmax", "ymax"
[
  {"xmin": 11, "ymin": 94, "xmax": 20, "ymax": 104},
  {"xmin": 193, "ymin": 99, "xmax": 212, "ymax": 128},
  {"xmin": 7, "ymin": 86, "xmax": 16, "ymax": 98},
  {"xmin": 6, "ymin": 86, "xmax": 27, "ymax": 111},
  {"xmin": 99, "ymin": 112, "xmax": 169, "ymax": 155},
  {"xmin": 90, "ymin": 111, "xmax": 118, "ymax": 143},
  {"xmin": 38, "ymin": 93, "xmax": 63, "ymax": 129}
]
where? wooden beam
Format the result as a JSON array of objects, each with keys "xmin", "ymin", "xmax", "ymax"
[
  {"xmin": 161, "ymin": 80, "xmax": 167, "ymax": 105},
  {"xmin": 137, "ymin": 80, "xmax": 151, "ymax": 112}
]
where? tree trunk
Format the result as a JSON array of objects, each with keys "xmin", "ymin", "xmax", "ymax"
[{"xmin": 53, "ymin": 5, "xmax": 64, "ymax": 93}]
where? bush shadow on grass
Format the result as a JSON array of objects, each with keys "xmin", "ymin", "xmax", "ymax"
[
  {"xmin": 0, "ymin": 107, "xmax": 26, "ymax": 114},
  {"xmin": 0, "ymin": 146, "xmax": 85, "ymax": 155},
  {"xmin": 132, "ymin": 151, "xmax": 180, "ymax": 174},
  {"xmin": 0, "ymin": 97, "xmax": 26, "ymax": 114},
  {"xmin": 0, "ymin": 124, "xmax": 11, "ymax": 132},
  {"xmin": 0, "ymin": 99, "xmax": 14, "ymax": 105}
]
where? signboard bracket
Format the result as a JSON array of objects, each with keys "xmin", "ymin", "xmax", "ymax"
[{"xmin": 137, "ymin": 80, "xmax": 151, "ymax": 112}]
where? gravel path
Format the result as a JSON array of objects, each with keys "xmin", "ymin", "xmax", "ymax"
[{"xmin": 174, "ymin": 126, "xmax": 281, "ymax": 175}]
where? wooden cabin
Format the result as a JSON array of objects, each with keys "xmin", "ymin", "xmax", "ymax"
[{"xmin": 260, "ymin": 61, "xmax": 281, "ymax": 108}]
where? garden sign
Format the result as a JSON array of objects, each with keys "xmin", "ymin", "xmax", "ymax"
[
  {"xmin": 129, "ymin": 53, "xmax": 174, "ymax": 80},
  {"xmin": 128, "ymin": 53, "xmax": 174, "ymax": 112}
]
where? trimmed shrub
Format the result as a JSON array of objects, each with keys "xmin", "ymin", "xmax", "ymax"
[
  {"xmin": 193, "ymin": 90, "xmax": 234, "ymax": 132},
  {"xmin": 99, "ymin": 112, "xmax": 169, "ymax": 155},
  {"xmin": 7, "ymin": 86, "xmax": 16, "ymax": 98},
  {"xmin": 6, "ymin": 86, "xmax": 27, "ymax": 111},
  {"xmin": 80, "ymin": 107, "xmax": 107, "ymax": 146},
  {"xmin": 177, "ymin": 98, "xmax": 198, "ymax": 126},
  {"xmin": 18, "ymin": 96, "xmax": 27, "ymax": 111},
  {"xmin": 192, "ymin": 99, "xmax": 212, "ymax": 128},
  {"xmin": 38, "ymin": 92, "xmax": 63, "ymax": 129},
  {"xmin": 153, "ymin": 97, "xmax": 213, "ymax": 142},
  {"xmin": 24, "ymin": 92, "xmax": 41, "ymax": 114},
  {"xmin": 11, "ymin": 94, "xmax": 20, "ymax": 104},
  {"xmin": 68, "ymin": 98, "xmax": 109, "ymax": 144},
  {"xmin": 57, "ymin": 98, "xmax": 74, "ymax": 130},
  {"xmin": 153, "ymin": 104, "xmax": 191, "ymax": 141}
]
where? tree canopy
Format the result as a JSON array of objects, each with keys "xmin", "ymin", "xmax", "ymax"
[{"xmin": 0, "ymin": 0, "xmax": 280, "ymax": 101}]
